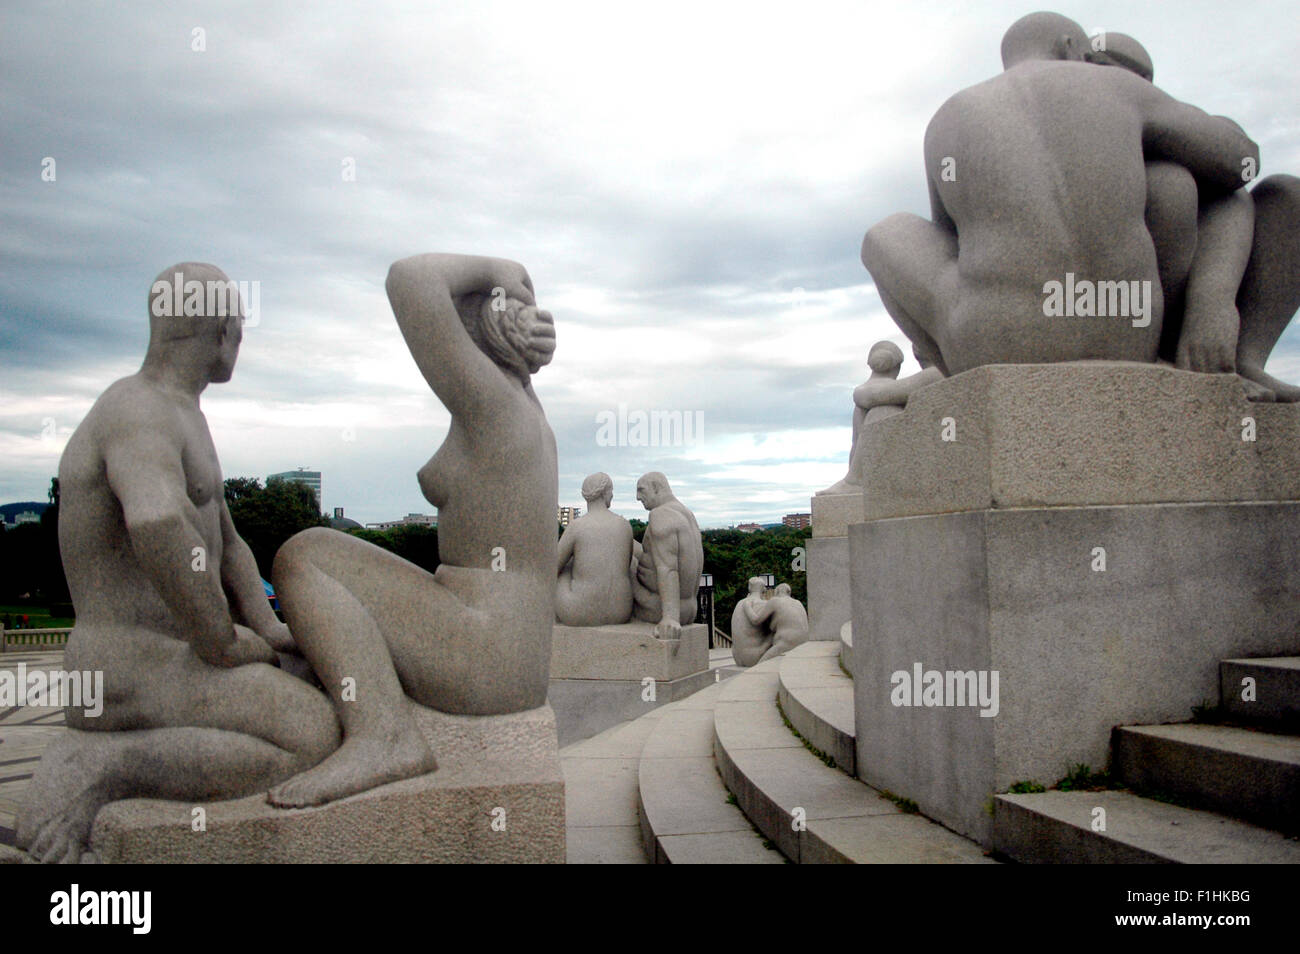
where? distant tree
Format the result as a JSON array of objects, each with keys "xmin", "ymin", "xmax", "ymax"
[
  {"xmin": 701, "ymin": 526, "xmax": 811, "ymax": 630},
  {"xmin": 345, "ymin": 525, "xmax": 439, "ymax": 574},
  {"xmin": 224, "ymin": 476, "xmax": 328, "ymax": 579},
  {"xmin": 629, "ymin": 518, "xmax": 646, "ymax": 543},
  {"xmin": 0, "ymin": 477, "xmax": 69, "ymax": 604}
]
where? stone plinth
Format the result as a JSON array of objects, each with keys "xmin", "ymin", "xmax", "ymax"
[
  {"xmin": 848, "ymin": 363, "xmax": 1300, "ymax": 846},
  {"xmin": 550, "ymin": 622, "xmax": 707, "ymax": 682},
  {"xmin": 811, "ymin": 492, "xmax": 864, "ymax": 538},
  {"xmin": 89, "ymin": 703, "xmax": 564, "ymax": 863},
  {"xmin": 856, "ymin": 363, "xmax": 1300, "ymax": 520},
  {"xmin": 806, "ymin": 535, "xmax": 850, "ymax": 642},
  {"xmin": 548, "ymin": 622, "xmax": 712, "ymax": 746}
]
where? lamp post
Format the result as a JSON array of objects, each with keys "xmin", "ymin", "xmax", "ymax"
[{"xmin": 697, "ymin": 573, "xmax": 716, "ymax": 646}]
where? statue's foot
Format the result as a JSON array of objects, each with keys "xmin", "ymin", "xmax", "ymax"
[
  {"xmin": 266, "ymin": 724, "xmax": 437, "ymax": 808},
  {"xmin": 816, "ymin": 477, "xmax": 861, "ymax": 496},
  {"xmin": 1240, "ymin": 365, "xmax": 1300, "ymax": 403},
  {"xmin": 17, "ymin": 733, "xmax": 111, "ymax": 864}
]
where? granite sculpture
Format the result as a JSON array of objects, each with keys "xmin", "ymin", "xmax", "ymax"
[
  {"xmin": 819, "ymin": 340, "xmax": 907, "ymax": 495},
  {"xmin": 630, "ymin": 471, "xmax": 704, "ymax": 638},
  {"xmin": 18, "ymin": 263, "xmax": 341, "ymax": 864},
  {"xmin": 731, "ymin": 580, "xmax": 810, "ymax": 667},
  {"xmin": 266, "ymin": 253, "xmax": 558, "ymax": 808},
  {"xmin": 858, "ymin": 10, "xmax": 1300, "ymax": 412},
  {"xmin": 556, "ymin": 472, "xmax": 635, "ymax": 626}
]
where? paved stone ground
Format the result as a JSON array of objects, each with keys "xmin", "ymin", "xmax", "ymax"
[{"xmin": 0, "ymin": 650, "xmax": 67, "ymax": 846}]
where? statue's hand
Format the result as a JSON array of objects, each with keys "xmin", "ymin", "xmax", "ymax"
[
  {"xmin": 654, "ymin": 617, "xmax": 682, "ymax": 639},
  {"xmin": 1176, "ymin": 306, "xmax": 1238, "ymax": 374},
  {"xmin": 487, "ymin": 259, "xmax": 535, "ymax": 307}
]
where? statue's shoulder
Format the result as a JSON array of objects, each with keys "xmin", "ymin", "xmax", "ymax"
[{"xmin": 93, "ymin": 376, "xmax": 180, "ymax": 440}]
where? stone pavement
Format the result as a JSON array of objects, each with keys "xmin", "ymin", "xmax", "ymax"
[{"xmin": 0, "ymin": 650, "xmax": 67, "ymax": 846}]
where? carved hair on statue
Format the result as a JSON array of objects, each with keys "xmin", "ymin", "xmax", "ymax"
[
  {"xmin": 461, "ymin": 292, "xmax": 555, "ymax": 381},
  {"xmin": 581, "ymin": 472, "xmax": 614, "ymax": 503}
]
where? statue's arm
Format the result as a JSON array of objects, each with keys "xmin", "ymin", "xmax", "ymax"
[
  {"xmin": 743, "ymin": 598, "xmax": 773, "ymax": 625},
  {"xmin": 556, "ymin": 525, "xmax": 576, "ymax": 575},
  {"xmin": 852, "ymin": 366, "xmax": 943, "ymax": 411},
  {"xmin": 1133, "ymin": 79, "xmax": 1259, "ymax": 193},
  {"xmin": 219, "ymin": 500, "xmax": 294, "ymax": 651},
  {"xmin": 647, "ymin": 517, "xmax": 682, "ymax": 631},
  {"xmin": 105, "ymin": 426, "xmax": 243, "ymax": 666},
  {"xmin": 385, "ymin": 253, "xmax": 533, "ymax": 419}
]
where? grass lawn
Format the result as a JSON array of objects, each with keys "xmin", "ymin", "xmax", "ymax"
[{"xmin": 0, "ymin": 603, "xmax": 75, "ymax": 629}]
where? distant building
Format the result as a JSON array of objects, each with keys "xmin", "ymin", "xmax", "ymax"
[
  {"xmin": 0, "ymin": 501, "xmax": 49, "ymax": 528},
  {"xmin": 782, "ymin": 513, "xmax": 811, "ymax": 530},
  {"xmin": 736, "ymin": 522, "xmax": 763, "ymax": 533},
  {"xmin": 10, "ymin": 510, "xmax": 41, "ymax": 527},
  {"xmin": 557, "ymin": 506, "xmax": 583, "ymax": 527},
  {"xmin": 328, "ymin": 507, "xmax": 362, "ymax": 531},
  {"xmin": 365, "ymin": 513, "xmax": 437, "ymax": 531},
  {"xmin": 269, "ymin": 468, "xmax": 322, "ymax": 506}
]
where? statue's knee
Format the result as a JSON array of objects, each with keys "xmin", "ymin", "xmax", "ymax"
[
  {"xmin": 271, "ymin": 526, "xmax": 332, "ymax": 589},
  {"xmin": 1252, "ymin": 173, "xmax": 1300, "ymax": 212}
]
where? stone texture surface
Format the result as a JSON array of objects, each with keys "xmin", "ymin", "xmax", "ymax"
[
  {"xmin": 811, "ymin": 492, "xmax": 863, "ymax": 538},
  {"xmin": 777, "ymin": 643, "xmax": 856, "ymax": 775},
  {"xmin": 550, "ymin": 622, "xmax": 707, "ymax": 682},
  {"xmin": 88, "ymin": 703, "xmax": 564, "ymax": 863},
  {"xmin": 806, "ymin": 536, "xmax": 850, "ymax": 642},
  {"xmin": 856, "ymin": 363, "xmax": 1300, "ymax": 521},
  {"xmin": 548, "ymin": 667, "xmax": 716, "ymax": 748},
  {"xmin": 1220, "ymin": 656, "xmax": 1300, "ymax": 727},
  {"xmin": 1113, "ymin": 723, "xmax": 1300, "ymax": 834},
  {"xmin": 850, "ymin": 500, "xmax": 1300, "ymax": 846},
  {"xmin": 995, "ymin": 790, "xmax": 1300, "ymax": 864}
]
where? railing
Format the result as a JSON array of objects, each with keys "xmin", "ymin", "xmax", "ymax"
[
  {"xmin": 711, "ymin": 626, "xmax": 732, "ymax": 649},
  {"xmin": 0, "ymin": 628, "xmax": 73, "ymax": 653}
]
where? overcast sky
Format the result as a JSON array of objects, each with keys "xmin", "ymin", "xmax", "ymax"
[{"xmin": 3, "ymin": 0, "xmax": 1299, "ymax": 527}]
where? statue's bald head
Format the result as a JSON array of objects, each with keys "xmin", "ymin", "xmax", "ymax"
[
  {"xmin": 775, "ymin": 583, "xmax": 791, "ymax": 597},
  {"xmin": 636, "ymin": 471, "xmax": 673, "ymax": 510},
  {"xmin": 145, "ymin": 262, "xmax": 243, "ymax": 383},
  {"xmin": 148, "ymin": 262, "xmax": 243, "ymax": 342},
  {"xmin": 1001, "ymin": 12, "xmax": 1090, "ymax": 69},
  {"xmin": 1086, "ymin": 31, "xmax": 1154, "ymax": 82}
]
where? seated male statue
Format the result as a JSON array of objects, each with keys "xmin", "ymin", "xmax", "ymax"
[
  {"xmin": 630, "ymin": 472, "xmax": 703, "ymax": 638},
  {"xmin": 556, "ymin": 472, "xmax": 635, "ymax": 626},
  {"xmin": 859, "ymin": 11, "xmax": 1299, "ymax": 413},
  {"xmin": 18, "ymin": 263, "xmax": 340, "ymax": 864}
]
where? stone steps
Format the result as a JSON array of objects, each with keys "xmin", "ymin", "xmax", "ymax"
[
  {"xmin": 1113, "ymin": 723, "xmax": 1300, "ymax": 834},
  {"xmin": 839, "ymin": 622, "xmax": 853, "ymax": 676},
  {"xmin": 712, "ymin": 658, "xmax": 995, "ymax": 863},
  {"xmin": 994, "ymin": 789, "xmax": 1300, "ymax": 863},
  {"xmin": 1220, "ymin": 657, "xmax": 1300, "ymax": 729},
  {"xmin": 776, "ymin": 642, "xmax": 855, "ymax": 775},
  {"xmin": 635, "ymin": 683, "xmax": 784, "ymax": 864}
]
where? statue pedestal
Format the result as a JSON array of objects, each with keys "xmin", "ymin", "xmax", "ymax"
[
  {"xmin": 807, "ymin": 494, "xmax": 859, "ymax": 643},
  {"xmin": 86, "ymin": 703, "xmax": 564, "ymax": 863},
  {"xmin": 849, "ymin": 364, "xmax": 1300, "ymax": 846},
  {"xmin": 548, "ymin": 622, "xmax": 713, "ymax": 745}
]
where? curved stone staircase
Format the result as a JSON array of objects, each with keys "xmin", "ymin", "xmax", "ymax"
[{"xmin": 564, "ymin": 641, "xmax": 994, "ymax": 863}]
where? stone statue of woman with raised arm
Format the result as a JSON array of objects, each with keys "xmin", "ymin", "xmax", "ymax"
[{"xmin": 267, "ymin": 253, "xmax": 559, "ymax": 808}]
